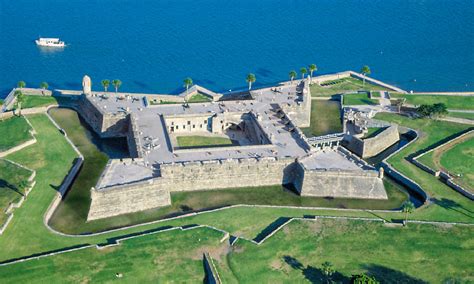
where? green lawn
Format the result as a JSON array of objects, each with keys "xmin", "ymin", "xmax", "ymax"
[
  {"xmin": 390, "ymin": 93, "xmax": 474, "ymax": 110},
  {"xmin": 187, "ymin": 93, "xmax": 212, "ymax": 103},
  {"xmin": 311, "ymin": 77, "xmax": 390, "ymax": 97},
  {"xmin": 0, "ymin": 159, "xmax": 32, "ymax": 225},
  {"xmin": 301, "ymin": 100, "xmax": 342, "ymax": 137},
  {"xmin": 374, "ymin": 113, "xmax": 473, "ymax": 222},
  {"xmin": 20, "ymin": 95, "xmax": 59, "ymax": 109},
  {"xmin": 0, "ymin": 219, "xmax": 472, "ymax": 283},
  {"xmin": 448, "ymin": 111, "xmax": 474, "ymax": 120},
  {"xmin": 177, "ymin": 135, "xmax": 235, "ymax": 148},
  {"xmin": 0, "ymin": 116, "xmax": 33, "ymax": 152},
  {"xmin": 343, "ymin": 93, "xmax": 379, "ymax": 106},
  {"xmin": 440, "ymin": 136, "xmax": 473, "ymax": 190},
  {"xmin": 219, "ymin": 219, "xmax": 473, "ymax": 283}
]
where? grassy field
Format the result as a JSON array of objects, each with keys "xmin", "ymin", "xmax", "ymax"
[
  {"xmin": 390, "ymin": 93, "xmax": 474, "ymax": 110},
  {"xmin": 0, "ymin": 116, "xmax": 33, "ymax": 152},
  {"xmin": 363, "ymin": 127, "xmax": 385, "ymax": 139},
  {"xmin": 343, "ymin": 93, "xmax": 378, "ymax": 106},
  {"xmin": 0, "ymin": 159, "xmax": 32, "ymax": 224},
  {"xmin": 177, "ymin": 135, "xmax": 235, "ymax": 148},
  {"xmin": 311, "ymin": 77, "xmax": 389, "ymax": 97},
  {"xmin": 0, "ymin": 219, "xmax": 472, "ymax": 283},
  {"xmin": 448, "ymin": 111, "xmax": 474, "ymax": 120},
  {"xmin": 374, "ymin": 113, "xmax": 473, "ymax": 222},
  {"xmin": 301, "ymin": 99, "xmax": 343, "ymax": 137},
  {"xmin": 219, "ymin": 219, "xmax": 473, "ymax": 283},
  {"xmin": 440, "ymin": 136, "xmax": 473, "ymax": 190}
]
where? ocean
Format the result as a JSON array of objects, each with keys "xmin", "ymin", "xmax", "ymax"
[{"xmin": 1, "ymin": 0, "xmax": 473, "ymax": 97}]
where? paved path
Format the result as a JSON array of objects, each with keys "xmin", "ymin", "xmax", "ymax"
[{"xmin": 438, "ymin": 116, "xmax": 474, "ymax": 125}]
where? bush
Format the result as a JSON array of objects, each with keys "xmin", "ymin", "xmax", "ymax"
[{"xmin": 416, "ymin": 103, "xmax": 448, "ymax": 118}]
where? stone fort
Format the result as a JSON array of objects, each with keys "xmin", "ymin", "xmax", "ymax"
[{"xmin": 74, "ymin": 75, "xmax": 388, "ymax": 220}]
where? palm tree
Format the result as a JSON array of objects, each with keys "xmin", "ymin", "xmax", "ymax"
[
  {"xmin": 308, "ymin": 64, "xmax": 317, "ymax": 80},
  {"xmin": 17, "ymin": 81, "xmax": 26, "ymax": 90},
  {"xmin": 289, "ymin": 70, "xmax": 297, "ymax": 85},
  {"xmin": 183, "ymin": 77, "xmax": 193, "ymax": 95},
  {"xmin": 112, "ymin": 79, "xmax": 122, "ymax": 93},
  {"xmin": 101, "ymin": 79, "xmax": 110, "ymax": 92},
  {"xmin": 14, "ymin": 90, "xmax": 25, "ymax": 116},
  {"xmin": 360, "ymin": 65, "xmax": 371, "ymax": 86},
  {"xmin": 246, "ymin": 73, "xmax": 256, "ymax": 90},
  {"xmin": 300, "ymin": 67, "xmax": 307, "ymax": 79},
  {"xmin": 40, "ymin": 82, "xmax": 48, "ymax": 95},
  {"xmin": 402, "ymin": 201, "xmax": 415, "ymax": 225},
  {"xmin": 321, "ymin": 261, "xmax": 334, "ymax": 284}
]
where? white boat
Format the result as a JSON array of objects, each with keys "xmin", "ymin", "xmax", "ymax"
[{"xmin": 35, "ymin": 37, "xmax": 65, "ymax": 47}]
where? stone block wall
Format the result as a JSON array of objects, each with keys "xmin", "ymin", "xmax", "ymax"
[
  {"xmin": 294, "ymin": 164, "xmax": 387, "ymax": 199},
  {"xmin": 282, "ymin": 80, "xmax": 312, "ymax": 128},
  {"xmin": 344, "ymin": 125, "xmax": 400, "ymax": 158},
  {"xmin": 87, "ymin": 180, "xmax": 171, "ymax": 221},
  {"xmin": 159, "ymin": 156, "xmax": 296, "ymax": 192}
]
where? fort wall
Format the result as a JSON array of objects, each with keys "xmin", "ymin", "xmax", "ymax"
[
  {"xmin": 282, "ymin": 80, "xmax": 311, "ymax": 128},
  {"xmin": 344, "ymin": 125, "xmax": 400, "ymax": 158}
]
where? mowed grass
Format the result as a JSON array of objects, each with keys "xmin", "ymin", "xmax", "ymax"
[
  {"xmin": 363, "ymin": 127, "xmax": 385, "ymax": 139},
  {"xmin": 177, "ymin": 135, "xmax": 235, "ymax": 148},
  {"xmin": 0, "ymin": 159, "xmax": 32, "ymax": 225},
  {"xmin": 343, "ymin": 93, "xmax": 378, "ymax": 106},
  {"xmin": 219, "ymin": 219, "xmax": 474, "ymax": 283},
  {"xmin": 0, "ymin": 227, "xmax": 226, "ymax": 283},
  {"xmin": 0, "ymin": 116, "xmax": 33, "ymax": 151},
  {"xmin": 390, "ymin": 93, "xmax": 474, "ymax": 110},
  {"xmin": 311, "ymin": 77, "xmax": 389, "ymax": 97},
  {"xmin": 20, "ymin": 95, "xmax": 59, "ymax": 109},
  {"xmin": 440, "ymin": 136, "xmax": 474, "ymax": 190},
  {"xmin": 301, "ymin": 99, "xmax": 342, "ymax": 137},
  {"xmin": 448, "ymin": 111, "xmax": 474, "ymax": 120},
  {"xmin": 374, "ymin": 113, "xmax": 473, "ymax": 222}
]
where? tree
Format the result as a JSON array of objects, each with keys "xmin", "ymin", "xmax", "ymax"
[
  {"xmin": 309, "ymin": 64, "xmax": 317, "ymax": 80},
  {"xmin": 40, "ymin": 82, "xmax": 49, "ymax": 90},
  {"xmin": 17, "ymin": 81, "xmax": 26, "ymax": 90},
  {"xmin": 289, "ymin": 70, "xmax": 297, "ymax": 85},
  {"xmin": 351, "ymin": 273, "xmax": 379, "ymax": 284},
  {"xmin": 300, "ymin": 67, "xmax": 308, "ymax": 79},
  {"xmin": 183, "ymin": 77, "xmax": 193, "ymax": 95},
  {"xmin": 321, "ymin": 261, "xmax": 335, "ymax": 283},
  {"xmin": 112, "ymin": 79, "xmax": 122, "ymax": 93},
  {"xmin": 39, "ymin": 82, "xmax": 49, "ymax": 95},
  {"xmin": 402, "ymin": 201, "xmax": 415, "ymax": 225},
  {"xmin": 246, "ymin": 73, "xmax": 256, "ymax": 90},
  {"xmin": 360, "ymin": 65, "xmax": 371, "ymax": 86},
  {"xmin": 101, "ymin": 79, "xmax": 110, "ymax": 92},
  {"xmin": 416, "ymin": 103, "xmax": 448, "ymax": 119},
  {"xmin": 14, "ymin": 90, "xmax": 25, "ymax": 116}
]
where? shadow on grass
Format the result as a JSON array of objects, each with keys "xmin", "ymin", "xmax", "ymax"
[
  {"xmin": 0, "ymin": 179, "xmax": 24, "ymax": 197},
  {"xmin": 253, "ymin": 217, "xmax": 291, "ymax": 243},
  {"xmin": 283, "ymin": 256, "xmax": 349, "ymax": 283},
  {"xmin": 363, "ymin": 264, "xmax": 428, "ymax": 284},
  {"xmin": 431, "ymin": 198, "xmax": 473, "ymax": 219}
]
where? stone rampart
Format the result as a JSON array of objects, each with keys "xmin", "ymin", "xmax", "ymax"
[
  {"xmin": 344, "ymin": 125, "xmax": 400, "ymax": 158},
  {"xmin": 294, "ymin": 165, "xmax": 387, "ymax": 199},
  {"xmin": 159, "ymin": 156, "xmax": 296, "ymax": 192},
  {"xmin": 281, "ymin": 80, "xmax": 311, "ymax": 128},
  {"xmin": 87, "ymin": 179, "xmax": 171, "ymax": 221}
]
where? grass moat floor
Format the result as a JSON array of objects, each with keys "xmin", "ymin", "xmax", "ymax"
[
  {"xmin": 390, "ymin": 93, "xmax": 474, "ymax": 110},
  {"xmin": 343, "ymin": 92, "xmax": 378, "ymax": 106},
  {"xmin": 0, "ymin": 110, "xmax": 473, "ymax": 282}
]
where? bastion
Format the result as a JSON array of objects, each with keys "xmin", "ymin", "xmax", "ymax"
[{"xmin": 72, "ymin": 75, "xmax": 389, "ymax": 220}]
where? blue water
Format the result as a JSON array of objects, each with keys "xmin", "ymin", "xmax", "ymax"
[{"xmin": 1, "ymin": 0, "xmax": 473, "ymax": 97}]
